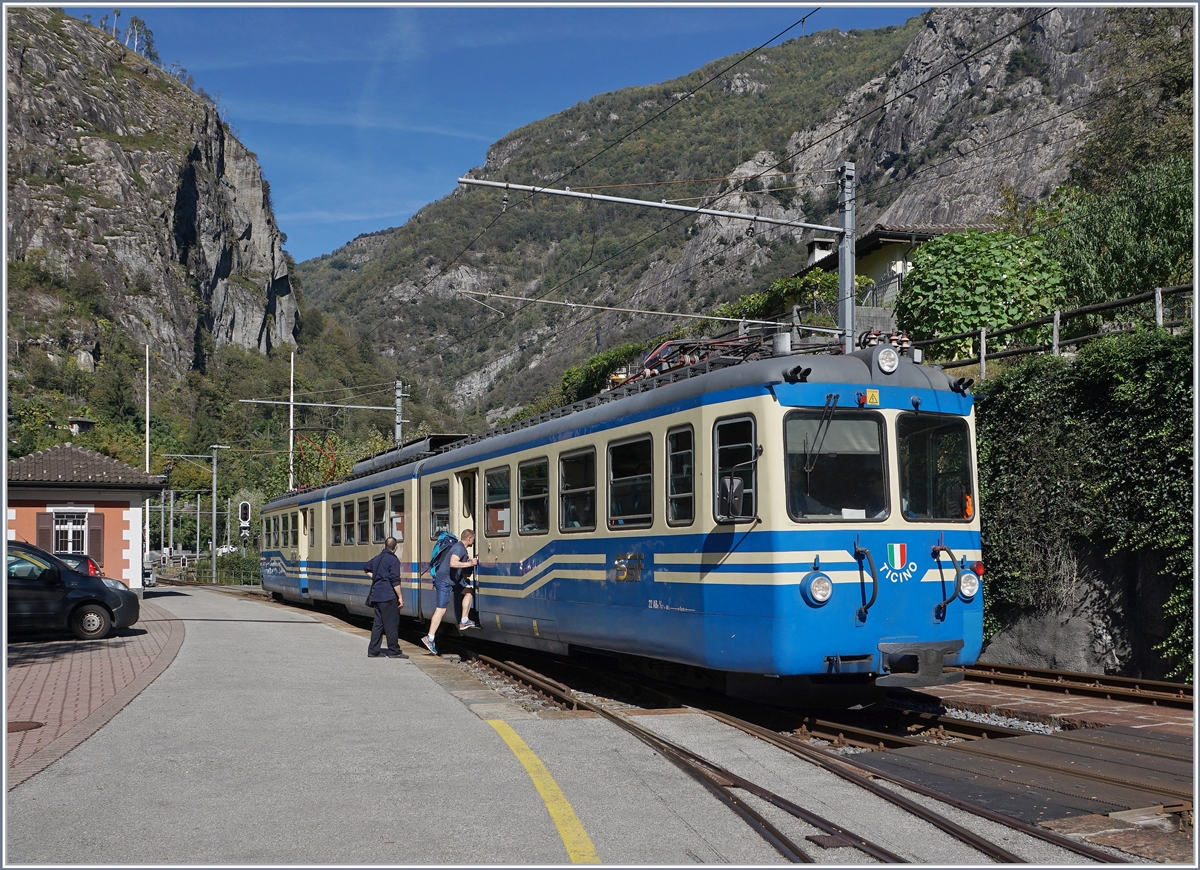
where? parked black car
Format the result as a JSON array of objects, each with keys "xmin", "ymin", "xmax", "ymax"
[
  {"xmin": 6, "ymin": 541, "xmax": 140, "ymax": 639},
  {"xmin": 54, "ymin": 552, "xmax": 103, "ymax": 577}
]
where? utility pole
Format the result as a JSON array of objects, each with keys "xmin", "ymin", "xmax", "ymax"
[
  {"xmin": 394, "ymin": 380, "xmax": 410, "ymax": 446},
  {"xmin": 210, "ymin": 445, "xmax": 230, "ymax": 584},
  {"xmin": 168, "ymin": 490, "xmax": 174, "ymax": 555},
  {"xmin": 288, "ymin": 352, "xmax": 295, "ymax": 490},
  {"xmin": 144, "ymin": 344, "xmax": 150, "ymax": 564},
  {"xmin": 838, "ymin": 162, "xmax": 857, "ymax": 354}
]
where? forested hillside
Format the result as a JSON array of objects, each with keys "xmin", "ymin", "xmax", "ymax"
[{"xmin": 295, "ymin": 7, "xmax": 1111, "ymax": 428}]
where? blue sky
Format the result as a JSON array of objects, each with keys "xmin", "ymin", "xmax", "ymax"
[{"xmin": 65, "ymin": 5, "xmax": 924, "ymax": 263}]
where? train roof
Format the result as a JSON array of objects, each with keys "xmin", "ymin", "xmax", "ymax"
[{"xmin": 261, "ymin": 344, "xmax": 968, "ymax": 508}]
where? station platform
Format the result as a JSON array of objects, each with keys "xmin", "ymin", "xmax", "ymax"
[{"xmin": 4, "ymin": 586, "xmax": 785, "ymax": 865}]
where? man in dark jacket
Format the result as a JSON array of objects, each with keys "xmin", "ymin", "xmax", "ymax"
[{"xmin": 364, "ymin": 537, "xmax": 407, "ymax": 658}]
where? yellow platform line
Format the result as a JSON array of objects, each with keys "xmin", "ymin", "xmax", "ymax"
[{"xmin": 488, "ymin": 720, "xmax": 601, "ymax": 864}]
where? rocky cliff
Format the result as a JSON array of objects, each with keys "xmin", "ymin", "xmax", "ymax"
[
  {"xmin": 6, "ymin": 7, "xmax": 297, "ymax": 377},
  {"xmin": 294, "ymin": 7, "xmax": 1110, "ymax": 426}
]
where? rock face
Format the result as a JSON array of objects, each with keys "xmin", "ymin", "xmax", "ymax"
[
  {"xmin": 6, "ymin": 7, "xmax": 298, "ymax": 376},
  {"xmin": 296, "ymin": 7, "xmax": 1111, "ymax": 421}
]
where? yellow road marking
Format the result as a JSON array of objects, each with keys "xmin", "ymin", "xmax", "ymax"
[{"xmin": 488, "ymin": 720, "xmax": 601, "ymax": 864}]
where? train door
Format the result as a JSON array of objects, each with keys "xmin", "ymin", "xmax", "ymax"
[
  {"xmin": 455, "ymin": 469, "xmax": 479, "ymax": 625},
  {"xmin": 300, "ymin": 505, "xmax": 323, "ymax": 599}
]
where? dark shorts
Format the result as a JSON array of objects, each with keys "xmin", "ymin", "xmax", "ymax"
[{"xmin": 433, "ymin": 577, "xmax": 471, "ymax": 609}]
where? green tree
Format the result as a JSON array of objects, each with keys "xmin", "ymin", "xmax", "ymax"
[{"xmin": 894, "ymin": 231, "xmax": 1065, "ymax": 356}]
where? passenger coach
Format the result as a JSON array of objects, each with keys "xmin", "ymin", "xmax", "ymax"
[{"xmin": 262, "ymin": 340, "xmax": 983, "ymax": 692}]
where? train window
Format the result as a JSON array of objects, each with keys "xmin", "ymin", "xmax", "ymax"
[
  {"xmin": 785, "ymin": 411, "xmax": 887, "ymax": 522},
  {"xmin": 282, "ymin": 513, "xmax": 289, "ymax": 547},
  {"xmin": 560, "ymin": 449, "xmax": 596, "ymax": 532},
  {"xmin": 714, "ymin": 416, "xmax": 757, "ymax": 521},
  {"xmin": 307, "ymin": 509, "xmax": 315, "ymax": 547},
  {"xmin": 357, "ymin": 498, "xmax": 370, "ymax": 545},
  {"xmin": 290, "ymin": 512, "xmax": 299, "ymax": 547},
  {"xmin": 343, "ymin": 501, "xmax": 355, "ymax": 545},
  {"xmin": 390, "ymin": 490, "xmax": 405, "ymax": 541},
  {"xmin": 667, "ymin": 426, "xmax": 694, "ymax": 526},
  {"xmin": 461, "ymin": 475, "xmax": 475, "ymax": 521},
  {"xmin": 263, "ymin": 518, "xmax": 269, "ymax": 546},
  {"xmin": 430, "ymin": 481, "xmax": 450, "ymax": 539},
  {"xmin": 371, "ymin": 496, "xmax": 386, "ymax": 543},
  {"xmin": 331, "ymin": 505, "xmax": 341, "ymax": 545},
  {"xmin": 273, "ymin": 515, "xmax": 281, "ymax": 548},
  {"xmin": 485, "ymin": 467, "xmax": 511, "ymax": 537},
  {"xmin": 519, "ymin": 459, "xmax": 549, "ymax": 535},
  {"xmin": 897, "ymin": 414, "xmax": 974, "ymax": 522},
  {"xmin": 608, "ymin": 436, "xmax": 652, "ymax": 529}
]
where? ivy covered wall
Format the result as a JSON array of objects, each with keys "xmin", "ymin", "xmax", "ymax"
[{"xmin": 975, "ymin": 327, "xmax": 1193, "ymax": 678}]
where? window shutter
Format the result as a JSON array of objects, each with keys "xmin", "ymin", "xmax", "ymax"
[
  {"xmin": 36, "ymin": 512, "xmax": 53, "ymax": 551},
  {"xmin": 87, "ymin": 512, "xmax": 105, "ymax": 566}
]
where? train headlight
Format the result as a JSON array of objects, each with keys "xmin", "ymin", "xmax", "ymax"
[
  {"xmin": 878, "ymin": 347, "xmax": 900, "ymax": 373},
  {"xmin": 800, "ymin": 571, "xmax": 833, "ymax": 607},
  {"xmin": 958, "ymin": 571, "xmax": 980, "ymax": 599}
]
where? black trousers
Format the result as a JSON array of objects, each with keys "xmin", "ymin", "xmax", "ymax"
[{"xmin": 368, "ymin": 599, "xmax": 401, "ymax": 655}]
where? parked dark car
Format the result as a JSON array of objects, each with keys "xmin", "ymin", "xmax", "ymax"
[
  {"xmin": 54, "ymin": 552, "xmax": 103, "ymax": 577},
  {"xmin": 7, "ymin": 542, "xmax": 140, "ymax": 640}
]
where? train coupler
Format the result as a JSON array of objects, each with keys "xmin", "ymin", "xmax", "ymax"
[{"xmin": 876, "ymin": 640, "xmax": 965, "ymax": 687}]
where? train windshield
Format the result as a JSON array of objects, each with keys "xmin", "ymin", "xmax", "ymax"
[
  {"xmin": 897, "ymin": 413, "xmax": 974, "ymax": 522},
  {"xmin": 785, "ymin": 411, "xmax": 886, "ymax": 521}
]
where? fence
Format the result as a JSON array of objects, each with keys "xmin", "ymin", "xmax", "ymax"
[
  {"xmin": 913, "ymin": 284, "xmax": 1193, "ymax": 376},
  {"xmin": 155, "ymin": 551, "xmax": 261, "ymax": 586}
]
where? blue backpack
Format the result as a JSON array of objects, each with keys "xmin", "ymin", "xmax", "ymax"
[{"xmin": 429, "ymin": 531, "xmax": 457, "ymax": 576}]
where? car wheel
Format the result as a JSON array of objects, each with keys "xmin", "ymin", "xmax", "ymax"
[{"xmin": 71, "ymin": 604, "xmax": 112, "ymax": 640}]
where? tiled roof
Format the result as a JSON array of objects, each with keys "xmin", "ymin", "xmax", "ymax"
[{"xmin": 7, "ymin": 443, "xmax": 166, "ymax": 488}]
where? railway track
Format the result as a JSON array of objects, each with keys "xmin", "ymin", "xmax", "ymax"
[
  {"xmin": 476, "ymin": 654, "xmax": 1124, "ymax": 864},
  {"xmin": 957, "ymin": 664, "xmax": 1194, "ymax": 709}
]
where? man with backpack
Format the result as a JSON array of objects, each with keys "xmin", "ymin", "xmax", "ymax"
[
  {"xmin": 364, "ymin": 537, "xmax": 406, "ymax": 658},
  {"xmin": 421, "ymin": 528, "xmax": 478, "ymax": 655}
]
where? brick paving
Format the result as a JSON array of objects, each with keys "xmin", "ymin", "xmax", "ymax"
[
  {"xmin": 6, "ymin": 599, "xmax": 183, "ymax": 789},
  {"xmin": 896, "ymin": 680, "xmax": 1194, "ymax": 736}
]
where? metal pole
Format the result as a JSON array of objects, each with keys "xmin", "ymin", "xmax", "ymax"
[
  {"xmin": 288, "ymin": 352, "xmax": 295, "ymax": 491},
  {"xmin": 169, "ymin": 490, "xmax": 174, "ymax": 555},
  {"xmin": 1155, "ymin": 287, "xmax": 1163, "ymax": 326},
  {"xmin": 395, "ymin": 380, "xmax": 402, "ymax": 447},
  {"xmin": 459, "ymin": 177, "xmax": 843, "ymax": 234},
  {"xmin": 1052, "ymin": 310, "xmax": 1060, "ymax": 355},
  {"xmin": 195, "ymin": 494, "xmax": 200, "ymax": 560},
  {"xmin": 979, "ymin": 328, "xmax": 987, "ymax": 380},
  {"xmin": 838, "ymin": 162, "xmax": 857, "ymax": 354},
  {"xmin": 144, "ymin": 344, "xmax": 150, "ymax": 562},
  {"xmin": 210, "ymin": 445, "xmax": 229, "ymax": 584}
]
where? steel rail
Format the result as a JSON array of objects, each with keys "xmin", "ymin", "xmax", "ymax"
[
  {"xmin": 479, "ymin": 657, "xmax": 921, "ymax": 863},
  {"xmin": 957, "ymin": 665, "xmax": 1194, "ymax": 709},
  {"xmin": 777, "ymin": 729, "xmax": 1130, "ymax": 864},
  {"xmin": 800, "ymin": 710, "xmax": 1193, "ymax": 806},
  {"xmin": 705, "ymin": 711, "xmax": 1027, "ymax": 863},
  {"xmin": 960, "ymin": 664, "xmax": 1193, "ymax": 698}
]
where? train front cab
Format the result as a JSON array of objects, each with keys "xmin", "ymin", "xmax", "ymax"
[{"xmin": 755, "ymin": 362, "xmax": 983, "ymax": 688}]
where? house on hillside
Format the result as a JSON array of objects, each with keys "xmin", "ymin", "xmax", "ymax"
[
  {"xmin": 805, "ymin": 223, "xmax": 993, "ymax": 309},
  {"xmin": 7, "ymin": 443, "xmax": 165, "ymax": 595}
]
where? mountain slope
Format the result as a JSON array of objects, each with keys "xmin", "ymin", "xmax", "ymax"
[
  {"xmin": 295, "ymin": 7, "xmax": 1107, "ymax": 429},
  {"xmin": 6, "ymin": 7, "xmax": 298, "ymax": 380}
]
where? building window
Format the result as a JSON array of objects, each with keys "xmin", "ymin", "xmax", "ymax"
[
  {"xmin": 390, "ymin": 491, "xmax": 405, "ymax": 541},
  {"xmin": 667, "ymin": 426, "xmax": 694, "ymax": 526},
  {"xmin": 331, "ymin": 505, "xmax": 342, "ymax": 545},
  {"xmin": 54, "ymin": 512, "xmax": 87, "ymax": 554},
  {"xmin": 560, "ymin": 449, "xmax": 596, "ymax": 532},
  {"xmin": 608, "ymin": 437, "xmax": 652, "ymax": 529},
  {"xmin": 519, "ymin": 459, "xmax": 549, "ymax": 535},
  {"xmin": 430, "ymin": 481, "xmax": 450, "ymax": 538},
  {"xmin": 485, "ymin": 466, "xmax": 511, "ymax": 537}
]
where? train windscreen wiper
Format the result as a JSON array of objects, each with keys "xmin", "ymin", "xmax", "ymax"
[{"xmin": 802, "ymin": 393, "xmax": 840, "ymax": 478}]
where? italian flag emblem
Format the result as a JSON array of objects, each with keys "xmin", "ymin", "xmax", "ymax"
[{"xmin": 887, "ymin": 543, "xmax": 907, "ymax": 570}]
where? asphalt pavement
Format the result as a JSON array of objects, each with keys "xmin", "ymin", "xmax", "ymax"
[{"xmin": 5, "ymin": 587, "xmax": 783, "ymax": 865}]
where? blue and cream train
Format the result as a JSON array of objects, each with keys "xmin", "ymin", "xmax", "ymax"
[{"xmin": 261, "ymin": 341, "xmax": 983, "ymax": 690}]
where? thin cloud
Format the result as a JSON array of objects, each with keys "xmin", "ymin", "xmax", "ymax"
[{"xmin": 228, "ymin": 99, "xmax": 493, "ymax": 141}]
